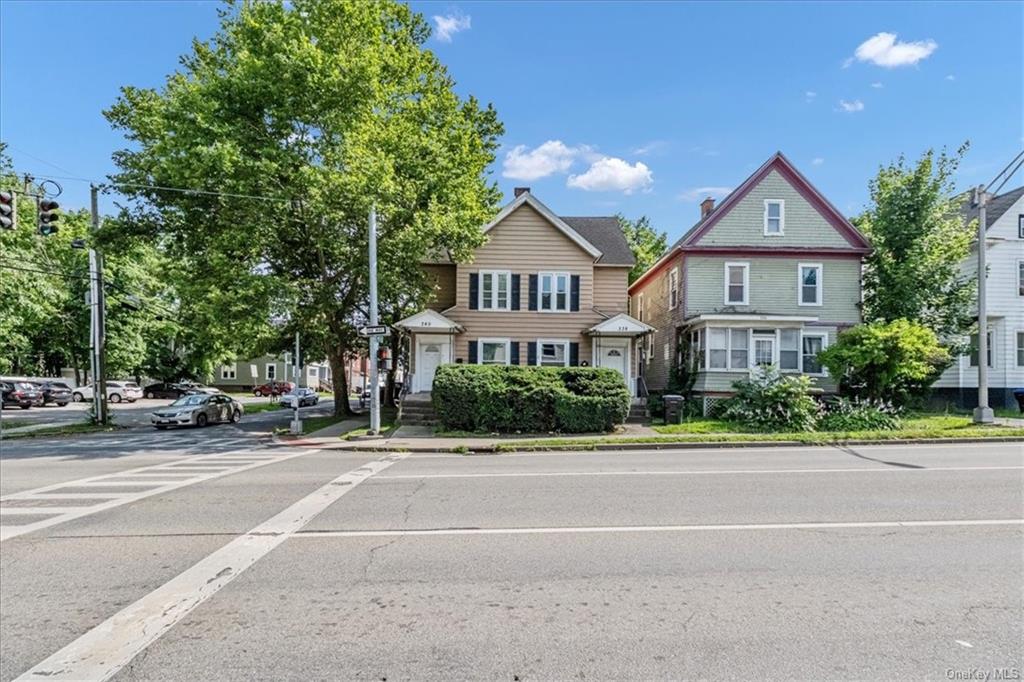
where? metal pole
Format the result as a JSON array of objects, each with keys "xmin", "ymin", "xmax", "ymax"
[
  {"xmin": 973, "ymin": 186, "xmax": 994, "ymax": 424},
  {"xmin": 89, "ymin": 185, "xmax": 108, "ymax": 425},
  {"xmin": 368, "ymin": 205, "xmax": 381, "ymax": 435},
  {"xmin": 291, "ymin": 331, "xmax": 301, "ymax": 434}
]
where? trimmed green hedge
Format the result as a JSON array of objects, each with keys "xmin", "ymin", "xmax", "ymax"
[{"xmin": 432, "ymin": 365, "xmax": 630, "ymax": 433}]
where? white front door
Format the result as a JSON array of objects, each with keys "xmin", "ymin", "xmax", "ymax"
[
  {"xmin": 597, "ymin": 339, "xmax": 632, "ymax": 393},
  {"xmin": 416, "ymin": 338, "xmax": 449, "ymax": 392}
]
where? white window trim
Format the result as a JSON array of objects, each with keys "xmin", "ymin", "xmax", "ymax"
[
  {"xmin": 797, "ymin": 262, "xmax": 824, "ymax": 307},
  {"xmin": 537, "ymin": 271, "xmax": 571, "ymax": 313},
  {"xmin": 968, "ymin": 329, "xmax": 995, "ymax": 368},
  {"xmin": 1016, "ymin": 328, "xmax": 1024, "ymax": 367},
  {"xmin": 1018, "ymin": 215, "xmax": 1024, "ymax": 239},
  {"xmin": 265, "ymin": 363, "xmax": 277, "ymax": 380},
  {"xmin": 478, "ymin": 338, "xmax": 511, "ymax": 365},
  {"xmin": 637, "ymin": 292, "xmax": 645, "ymax": 322},
  {"xmin": 220, "ymin": 366, "xmax": 236, "ymax": 380},
  {"xmin": 536, "ymin": 338, "xmax": 570, "ymax": 367},
  {"xmin": 668, "ymin": 267, "xmax": 679, "ymax": 310},
  {"xmin": 800, "ymin": 331, "xmax": 829, "ymax": 376},
  {"xmin": 724, "ymin": 262, "xmax": 750, "ymax": 306},
  {"xmin": 764, "ymin": 199, "xmax": 785, "ymax": 236},
  {"xmin": 1017, "ymin": 259, "xmax": 1024, "ymax": 297},
  {"xmin": 478, "ymin": 269, "xmax": 512, "ymax": 311}
]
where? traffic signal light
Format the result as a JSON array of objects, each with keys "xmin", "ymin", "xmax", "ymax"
[
  {"xmin": 0, "ymin": 190, "xmax": 15, "ymax": 230},
  {"xmin": 38, "ymin": 199, "xmax": 59, "ymax": 236}
]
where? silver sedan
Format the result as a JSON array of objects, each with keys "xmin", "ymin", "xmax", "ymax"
[{"xmin": 151, "ymin": 394, "xmax": 244, "ymax": 429}]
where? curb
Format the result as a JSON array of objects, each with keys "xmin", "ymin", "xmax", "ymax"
[{"xmin": 271, "ymin": 435, "xmax": 1024, "ymax": 455}]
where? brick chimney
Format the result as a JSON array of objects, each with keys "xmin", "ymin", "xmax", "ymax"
[
  {"xmin": 514, "ymin": 187, "xmax": 530, "ymax": 197},
  {"xmin": 700, "ymin": 197, "xmax": 715, "ymax": 219}
]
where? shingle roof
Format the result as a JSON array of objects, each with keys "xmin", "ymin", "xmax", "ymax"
[
  {"xmin": 560, "ymin": 216, "xmax": 635, "ymax": 265},
  {"xmin": 962, "ymin": 185, "xmax": 1024, "ymax": 230}
]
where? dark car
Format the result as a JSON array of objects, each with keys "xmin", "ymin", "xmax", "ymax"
[
  {"xmin": 253, "ymin": 381, "xmax": 294, "ymax": 397},
  {"xmin": 35, "ymin": 380, "xmax": 72, "ymax": 406},
  {"xmin": 143, "ymin": 382, "xmax": 191, "ymax": 400},
  {"xmin": 2, "ymin": 381, "xmax": 41, "ymax": 409}
]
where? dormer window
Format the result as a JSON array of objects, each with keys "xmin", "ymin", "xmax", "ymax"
[{"xmin": 764, "ymin": 200, "xmax": 784, "ymax": 236}]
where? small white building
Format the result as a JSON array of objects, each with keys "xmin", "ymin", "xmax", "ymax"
[{"xmin": 933, "ymin": 186, "xmax": 1024, "ymax": 409}]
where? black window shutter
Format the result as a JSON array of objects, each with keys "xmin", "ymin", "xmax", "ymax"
[
  {"xmin": 468, "ymin": 340, "xmax": 478, "ymax": 364},
  {"xmin": 570, "ymin": 275, "xmax": 581, "ymax": 312},
  {"xmin": 468, "ymin": 273, "xmax": 479, "ymax": 310},
  {"xmin": 510, "ymin": 341, "xmax": 520, "ymax": 365},
  {"xmin": 528, "ymin": 275, "xmax": 538, "ymax": 311},
  {"xmin": 569, "ymin": 342, "xmax": 580, "ymax": 366},
  {"xmin": 511, "ymin": 274, "xmax": 521, "ymax": 311},
  {"xmin": 527, "ymin": 342, "xmax": 537, "ymax": 366}
]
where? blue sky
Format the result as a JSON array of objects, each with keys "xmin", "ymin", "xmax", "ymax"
[{"xmin": 2, "ymin": 1, "xmax": 1021, "ymax": 243}]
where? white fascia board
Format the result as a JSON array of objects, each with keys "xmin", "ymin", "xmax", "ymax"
[{"xmin": 483, "ymin": 193, "xmax": 603, "ymax": 259}]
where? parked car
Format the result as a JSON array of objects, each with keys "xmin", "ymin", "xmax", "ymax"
[
  {"xmin": 143, "ymin": 382, "xmax": 192, "ymax": 400},
  {"xmin": 2, "ymin": 381, "xmax": 39, "ymax": 409},
  {"xmin": 253, "ymin": 381, "xmax": 294, "ymax": 397},
  {"xmin": 34, "ymin": 380, "xmax": 72, "ymax": 406},
  {"xmin": 72, "ymin": 381, "xmax": 143, "ymax": 403},
  {"xmin": 151, "ymin": 393, "xmax": 244, "ymax": 429},
  {"xmin": 188, "ymin": 384, "xmax": 224, "ymax": 395},
  {"xmin": 280, "ymin": 387, "xmax": 319, "ymax": 408}
]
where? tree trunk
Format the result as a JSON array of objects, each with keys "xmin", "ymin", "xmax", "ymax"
[{"xmin": 328, "ymin": 347, "xmax": 356, "ymax": 416}]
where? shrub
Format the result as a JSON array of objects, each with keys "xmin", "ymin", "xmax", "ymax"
[
  {"xmin": 818, "ymin": 319, "xmax": 951, "ymax": 406},
  {"xmin": 719, "ymin": 366, "xmax": 820, "ymax": 432},
  {"xmin": 819, "ymin": 397, "xmax": 902, "ymax": 432},
  {"xmin": 431, "ymin": 365, "xmax": 630, "ymax": 434}
]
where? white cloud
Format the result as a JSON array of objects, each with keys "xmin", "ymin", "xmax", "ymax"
[
  {"xmin": 945, "ymin": 74, "xmax": 956, "ymax": 81},
  {"xmin": 678, "ymin": 186, "xmax": 733, "ymax": 202},
  {"xmin": 502, "ymin": 140, "xmax": 580, "ymax": 180},
  {"xmin": 850, "ymin": 32, "xmax": 937, "ymax": 68},
  {"xmin": 567, "ymin": 157, "xmax": 653, "ymax": 194},
  {"xmin": 432, "ymin": 12, "xmax": 471, "ymax": 42},
  {"xmin": 836, "ymin": 99, "xmax": 865, "ymax": 113},
  {"xmin": 633, "ymin": 140, "xmax": 669, "ymax": 156},
  {"xmin": 871, "ymin": 81, "xmax": 884, "ymax": 88},
  {"xmin": 805, "ymin": 90, "xmax": 817, "ymax": 102},
  {"xmin": 812, "ymin": 157, "xmax": 825, "ymax": 166}
]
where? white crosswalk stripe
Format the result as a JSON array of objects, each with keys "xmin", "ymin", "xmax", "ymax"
[{"xmin": 0, "ymin": 445, "xmax": 313, "ymax": 542}]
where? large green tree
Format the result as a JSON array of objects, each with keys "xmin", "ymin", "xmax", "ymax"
[
  {"xmin": 103, "ymin": 0, "xmax": 503, "ymax": 414},
  {"xmin": 857, "ymin": 146, "xmax": 975, "ymax": 346},
  {"xmin": 617, "ymin": 215, "xmax": 667, "ymax": 285}
]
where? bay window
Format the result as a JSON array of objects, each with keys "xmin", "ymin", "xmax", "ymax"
[
  {"xmin": 779, "ymin": 329, "xmax": 800, "ymax": 370},
  {"xmin": 801, "ymin": 333, "xmax": 827, "ymax": 374},
  {"xmin": 708, "ymin": 329, "xmax": 728, "ymax": 369},
  {"xmin": 729, "ymin": 329, "xmax": 749, "ymax": 369},
  {"xmin": 539, "ymin": 272, "xmax": 570, "ymax": 312}
]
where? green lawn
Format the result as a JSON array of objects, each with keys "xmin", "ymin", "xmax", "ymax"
[
  {"xmin": 0, "ymin": 419, "xmax": 33, "ymax": 429},
  {"xmin": 343, "ymin": 421, "xmax": 396, "ymax": 439},
  {"xmin": 1, "ymin": 421, "xmax": 124, "ymax": 440},
  {"xmin": 244, "ymin": 402, "xmax": 287, "ymax": 415}
]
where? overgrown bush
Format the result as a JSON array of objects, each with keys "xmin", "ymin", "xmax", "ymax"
[
  {"xmin": 431, "ymin": 365, "xmax": 630, "ymax": 433},
  {"xmin": 719, "ymin": 366, "xmax": 820, "ymax": 432},
  {"xmin": 818, "ymin": 319, "xmax": 951, "ymax": 406},
  {"xmin": 819, "ymin": 397, "xmax": 902, "ymax": 431}
]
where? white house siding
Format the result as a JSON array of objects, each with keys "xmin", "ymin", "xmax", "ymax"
[{"xmin": 934, "ymin": 193, "xmax": 1024, "ymax": 408}]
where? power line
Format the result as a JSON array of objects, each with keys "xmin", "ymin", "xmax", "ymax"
[
  {"xmin": 983, "ymin": 149, "xmax": 1024, "ymax": 194},
  {"xmin": 988, "ymin": 155, "xmax": 1024, "ymax": 197},
  {"xmin": 13, "ymin": 170, "xmax": 292, "ymax": 203}
]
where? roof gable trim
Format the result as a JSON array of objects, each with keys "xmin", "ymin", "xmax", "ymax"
[{"xmin": 484, "ymin": 193, "xmax": 603, "ymax": 259}]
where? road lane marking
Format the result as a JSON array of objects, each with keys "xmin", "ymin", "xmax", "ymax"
[
  {"xmin": 14, "ymin": 451, "xmax": 408, "ymax": 682},
  {"xmin": 0, "ymin": 507, "xmax": 95, "ymax": 516},
  {"xmin": 0, "ymin": 447, "xmax": 313, "ymax": 542},
  {"xmin": 374, "ymin": 465, "xmax": 1024, "ymax": 480},
  {"xmin": 291, "ymin": 518, "xmax": 1024, "ymax": 539}
]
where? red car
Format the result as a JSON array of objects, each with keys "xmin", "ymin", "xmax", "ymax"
[{"xmin": 253, "ymin": 381, "xmax": 294, "ymax": 397}]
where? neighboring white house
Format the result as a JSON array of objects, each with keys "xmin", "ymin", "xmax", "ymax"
[{"xmin": 933, "ymin": 186, "xmax": 1024, "ymax": 409}]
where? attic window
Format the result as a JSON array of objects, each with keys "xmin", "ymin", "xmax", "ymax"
[{"xmin": 764, "ymin": 200, "xmax": 785, "ymax": 235}]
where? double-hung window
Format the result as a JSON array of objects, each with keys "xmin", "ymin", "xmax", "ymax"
[
  {"xmin": 668, "ymin": 267, "xmax": 679, "ymax": 310},
  {"xmin": 764, "ymin": 200, "xmax": 784, "ymax": 235},
  {"xmin": 637, "ymin": 293, "xmax": 645, "ymax": 321},
  {"xmin": 708, "ymin": 329, "xmax": 728, "ymax": 369},
  {"xmin": 479, "ymin": 270, "xmax": 510, "ymax": 310},
  {"xmin": 537, "ymin": 339, "xmax": 569, "ymax": 367},
  {"xmin": 798, "ymin": 263, "xmax": 823, "ymax": 306},
  {"xmin": 265, "ymin": 364, "xmax": 277, "ymax": 380},
  {"xmin": 779, "ymin": 330, "xmax": 800, "ymax": 370},
  {"xmin": 539, "ymin": 272, "xmax": 569, "ymax": 312},
  {"xmin": 801, "ymin": 333, "xmax": 827, "ymax": 375},
  {"xmin": 1018, "ymin": 215, "xmax": 1024, "ymax": 239},
  {"xmin": 724, "ymin": 262, "xmax": 749, "ymax": 305},
  {"xmin": 969, "ymin": 331, "xmax": 994, "ymax": 368},
  {"xmin": 730, "ymin": 329, "xmax": 749, "ymax": 369},
  {"xmin": 480, "ymin": 339, "xmax": 510, "ymax": 365},
  {"xmin": 1017, "ymin": 331, "xmax": 1024, "ymax": 367},
  {"xmin": 1018, "ymin": 260, "xmax": 1024, "ymax": 297},
  {"xmin": 220, "ymin": 366, "xmax": 236, "ymax": 380}
]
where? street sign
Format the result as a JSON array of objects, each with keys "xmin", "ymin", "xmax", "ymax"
[{"xmin": 358, "ymin": 325, "xmax": 390, "ymax": 337}]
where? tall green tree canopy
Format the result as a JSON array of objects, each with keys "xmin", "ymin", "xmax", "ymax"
[
  {"xmin": 617, "ymin": 215, "xmax": 667, "ymax": 284},
  {"xmin": 857, "ymin": 146, "xmax": 975, "ymax": 344},
  {"xmin": 103, "ymin": 0, "xmax": 503, "ymax": 413}
]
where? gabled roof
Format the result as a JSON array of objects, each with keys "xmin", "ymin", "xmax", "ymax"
[
  {"xmin": 484, "ymin": 191, "xmax": 603, "ymax": 259},
  {"xmin": 393, "ymin": 309, "xmax": 463, "ymax": 332},
  {"xmin": 586, "ymin": 313, "xmax": 654, "ymax": 336},
  {"xmin": 629, "ymin": 152, "xmax": 870, "ymax": 294},
  {"xmin": 561, "ymin": 217, "xmax": 635, "ymax": 265},
  {"xmin": 962, "ymin": 185, "xmax": 1024, "ymax": 230}
]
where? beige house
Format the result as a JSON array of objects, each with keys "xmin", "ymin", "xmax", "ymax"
[{"xmin": 395, "ymin": 188, "xmax": 651, "ymax": 394}]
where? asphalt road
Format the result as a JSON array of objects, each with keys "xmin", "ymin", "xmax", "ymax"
[{"xmin": 1, "ymin": 438, "xmax": 1022, "ymax": 680}]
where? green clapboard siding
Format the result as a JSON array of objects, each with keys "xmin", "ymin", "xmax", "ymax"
[
  {"xmin": 685, "ymin": 256, "xmax": 861, "ymax": 323},
  {"xmin": 698, "ymin": 170, "xmax": 851, "ymax": 248}
]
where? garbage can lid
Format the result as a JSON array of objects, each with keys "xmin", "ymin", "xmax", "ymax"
[{"xmin": 663, "ymin": 394, "xmax": 683, "ymax": 400}]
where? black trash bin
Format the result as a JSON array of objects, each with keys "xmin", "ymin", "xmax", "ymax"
[{"xmin": 663, "ymin": 394, "xmax": 684, "ymax": 424}]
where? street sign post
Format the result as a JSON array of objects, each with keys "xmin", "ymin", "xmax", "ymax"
[{"xmin": 359, "ymin": 325, "xmax": 389, "ymax": 337}]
